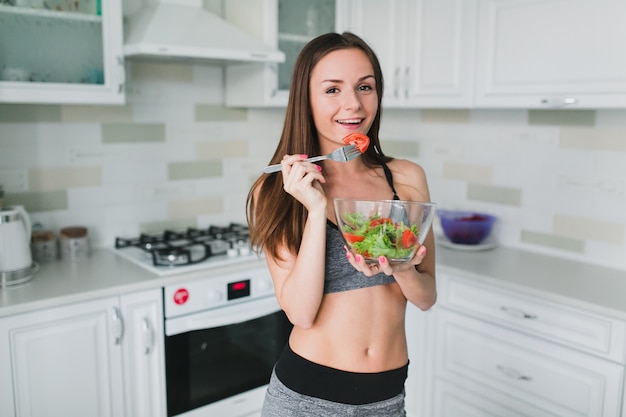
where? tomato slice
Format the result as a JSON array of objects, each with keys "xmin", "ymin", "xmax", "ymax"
[
  {"xmin": 342, "ymin": 133, "xmax": 370, "ymax": 153},
  {"xmin": 401, "ymin": 229, "xmax": 418, "ymax": 248},
  {"xmin": 369, "ymin": 217, "xmax": 393, "ymax": 227},
  {"xmin": 343, "ymin": 233, "xmax": 365, "ymax": 243}
]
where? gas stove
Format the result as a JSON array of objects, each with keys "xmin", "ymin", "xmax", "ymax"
[{"xmin": 113, "ymin": 223, "xmax": 261, "ymax": 276}]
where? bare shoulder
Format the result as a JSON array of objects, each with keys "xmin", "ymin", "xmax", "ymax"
[
  {"xmin": 386, "ymin": 158, "xmax": 431, "ymax": 201},
  {"xmin": 387, "ymin": 158, "xmax": 427, "ymax": 177}
]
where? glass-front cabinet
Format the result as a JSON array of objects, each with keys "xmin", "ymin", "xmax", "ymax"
[
  {"xmin": 275, "ymin": 0, "xmax": 336, "ymax": 92},
  {"xmin": 225, "ymin": 0, "xmax": 341, "ymax": 107},
  {"xmin": 0, "ymin": 0, "xmax": 124, "ymax": 104}
]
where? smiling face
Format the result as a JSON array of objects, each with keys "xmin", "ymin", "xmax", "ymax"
[{"xmin": 309, "ymin": 48, "xmax": 378, "ymax": 150}]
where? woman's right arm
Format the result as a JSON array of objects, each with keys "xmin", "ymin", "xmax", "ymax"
[{"xmin": 261, "ymin": 155, "xmax": 329, "ymax": 329}]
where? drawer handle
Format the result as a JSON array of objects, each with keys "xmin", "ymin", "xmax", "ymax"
[
  {"xmin": 497, "ymin": 364, "xmax": 533, "ymax": 381},
  {"xmin": 540, "ymin": 97, "xmax": 578, "ymax": 107},
  {"xmin": 500, "ymin": 306, "xmax": 537, "ymax": 320}
]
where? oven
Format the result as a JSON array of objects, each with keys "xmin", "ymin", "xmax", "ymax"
[{"xmin": 162, "ymin": 266, "xmax": 292, "ymax": 417}]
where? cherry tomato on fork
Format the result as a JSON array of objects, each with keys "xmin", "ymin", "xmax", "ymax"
[{"xmin": 342, "ymin": 133, "xmax": 370, "ymax": 153}]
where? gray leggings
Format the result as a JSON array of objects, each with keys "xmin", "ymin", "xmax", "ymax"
[{"xmin": 261, "ymin": 370, "xmax": 407, "ymax": 417}]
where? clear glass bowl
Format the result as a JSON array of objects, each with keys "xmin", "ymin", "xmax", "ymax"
[
  {"xmin": 437, "ymin": 210, "xmax": 496, "ymax": 245},
  {"xmin": 333, "ymin": 198, "xmax": 436, "ymax": 265}
]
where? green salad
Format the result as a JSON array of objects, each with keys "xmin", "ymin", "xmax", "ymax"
[{"xmin": 340, "ymin": 212, "xmax": 419, "ymax": 260}]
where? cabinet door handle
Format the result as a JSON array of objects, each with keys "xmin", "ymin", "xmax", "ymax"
[
  {"xmin": 270, "ymin": 64, "xmax": 278, "ymax": 97},
  {"xmin": 404, "ymin": 66, "xmax": 410, "ymax": 99},
  {"xmin": 117, "ymin": 55, "xmax": 126, "ymax": 93},
  {"xmin": 141, "ymin": 318, "xmax": 155, "ymax": 355},
  {"xmin": 394, "ymin": 67, "xmax": 401, "ymax": 98},
  {"xmin": 497, "ymin": 364, "xmax": 533, "ymax": 381},
  {"xmin": 500, "ymin": 306, "xmax": 538, "ymax": 320},
  {"xmin": 540, "ymin": 97, "xmax": 578, "ymax": 107},
  {"xmin": 112, "ymin": 306, "xmax": 125, "ymax": 345}
]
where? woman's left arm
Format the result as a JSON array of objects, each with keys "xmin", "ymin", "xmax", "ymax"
[
  {"xmin": 348, "ymin": 160, "xmax": 437, "ymax": 310},
  {"xmin": 388, "ymin": 161, "xmax": 437, "ymax": 309}
]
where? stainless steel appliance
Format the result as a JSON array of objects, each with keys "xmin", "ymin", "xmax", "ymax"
[
  {"xmin": 163, "ymin": 266, "xmax": 291, "ymax": 417},
  {"xmin": 114, "ymin": 224, "xmax": 292, "ymax": 416}
]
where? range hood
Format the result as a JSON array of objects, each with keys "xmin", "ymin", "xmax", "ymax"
[{"xmin": 123, "ymin": 0, "xmax": 285, "ymax": 64}]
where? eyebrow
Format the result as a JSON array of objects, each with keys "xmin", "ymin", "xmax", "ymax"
[{"xmin": 320, "ymin": 75, "xmax": 375, "ymax": 84}]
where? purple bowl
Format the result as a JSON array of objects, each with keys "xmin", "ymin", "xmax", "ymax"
[{"xmin": 438, "ymin": 210, "xmax": 496, "ymax": 245}]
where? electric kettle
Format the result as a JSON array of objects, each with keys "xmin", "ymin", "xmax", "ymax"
[{"xmin": 0, "ymin": 205, "xmax": 36, "ymax": 287}]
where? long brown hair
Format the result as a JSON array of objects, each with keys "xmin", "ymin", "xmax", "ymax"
[{"xmin": 246, "ymin": 32, "xmax": 392, "ymax": 260}]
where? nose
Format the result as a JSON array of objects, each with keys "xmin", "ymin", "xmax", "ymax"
[{"xmin": 342, "ymin": 88, "xmax": 362, "ymax": 111}]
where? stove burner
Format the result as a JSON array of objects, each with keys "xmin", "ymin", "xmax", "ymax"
[
  {"xmin": 115, "ymin": 223, "xmax": 251, "ymax": 267},
  {"xmin": 152, "ymin": 244, "xmax": 211, "ymax": 266}
]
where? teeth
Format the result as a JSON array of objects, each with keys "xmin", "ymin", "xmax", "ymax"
[{"xmin": 338, "ymin": 119, "xmax": 361, "ymax": 124}]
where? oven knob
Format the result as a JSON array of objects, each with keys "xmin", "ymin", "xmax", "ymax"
[{"xmin": 206, "ymin": 290, "xmax": 223, "ymax": 304}]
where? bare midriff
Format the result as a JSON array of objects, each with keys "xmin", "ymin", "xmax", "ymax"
[{"xmin": 288, "ymin": 282, "xmax": 409, "ymax": 373}]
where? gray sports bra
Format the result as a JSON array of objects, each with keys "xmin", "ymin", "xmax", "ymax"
[{"xmin": 324, "ymin": 162, "xmax": 399, "ymax": 294}]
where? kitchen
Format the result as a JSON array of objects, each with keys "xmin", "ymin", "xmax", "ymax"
[{"xmin": 1, "ymin": 0, "xmax": 626, "ymax": 416}]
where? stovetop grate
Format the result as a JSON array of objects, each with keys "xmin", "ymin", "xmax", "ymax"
[{"xmin": 115, "ymin": 223, "xmax": 251, "ymax": 267}]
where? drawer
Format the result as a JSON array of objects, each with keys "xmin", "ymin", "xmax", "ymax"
[
  {"xmin": 432, "ymin": 378, "xmax": 556, "ymax": 417},
  {"xmin": 435, "ymin": 309, "xmax": 623, "ymax": 417},
  {"xmin": 438, "ymin": 273, "xmax": 626, "ymax": 363}
]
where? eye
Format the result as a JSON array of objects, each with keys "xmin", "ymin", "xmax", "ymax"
[
  {"xmin": 325, "ymin": 87, "xmax": 339, "ymax": 94},
  {"xmin": 358, "ymin": 84, "xmax": 373, "ymax": 92}
]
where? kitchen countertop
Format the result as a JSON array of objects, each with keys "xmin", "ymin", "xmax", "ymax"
[
  {"xmin": 0, "ymin": 249, "xmax": 267, "ymax": 318},
  {"xmin": 1, "ymin": 245, "xmax": 625, "ymax": 320},
  {"xmin": 436, "ymin": 245, "xmax": 626, "ymax": 320}
]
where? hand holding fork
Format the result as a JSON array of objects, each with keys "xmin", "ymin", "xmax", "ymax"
[{"xmin": 263, "ymin": 145, "xmax": 361, "ymax": 174}]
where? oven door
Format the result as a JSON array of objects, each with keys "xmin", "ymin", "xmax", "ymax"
[{"xmin": 164, "ymin": 296, "xmax": 292, "ymax": 417}]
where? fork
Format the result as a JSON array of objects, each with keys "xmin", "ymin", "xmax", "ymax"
[{"xmin": 263, "ymin": 145, "xmax": 361, "ymax": 173}]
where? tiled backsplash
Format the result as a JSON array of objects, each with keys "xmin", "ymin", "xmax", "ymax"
[{"xmin": 1, "ymin": 62, "xmax": 625, "ymax": 271}]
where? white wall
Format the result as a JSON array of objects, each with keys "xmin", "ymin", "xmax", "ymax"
[{"xmin": 0, "ymin": 62, "xmax": 624, "ymax": 271}]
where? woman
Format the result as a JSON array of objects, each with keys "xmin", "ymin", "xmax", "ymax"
[{"xmin": 247, "ymin": 32, "xmax": 436, "ymax": 416}]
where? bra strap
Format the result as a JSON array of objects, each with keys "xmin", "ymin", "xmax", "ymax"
[{"xmin": 381, "ymin": 162, "xmax": 400, "ymax": 200}]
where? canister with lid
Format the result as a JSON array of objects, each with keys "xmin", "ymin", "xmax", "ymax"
[
  {"xmin": 60, "ymin": 226, "xmax": 90, "ymax": 260},
  {"xmin": 31, "ymin": 229, "xmax": 58, "ymax": 263}
]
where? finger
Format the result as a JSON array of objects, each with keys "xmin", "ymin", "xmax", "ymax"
[
  {"xmin": 284, "ymin": 164, "xmax": 324, "ymax": 193},
  {"xmin": 279, "ymin": 154, "xmax": 308, "ymax": 175},
  {"xmin": 377, "ymin": 256, "xmax": 392, "ymax": 275},
  {"xmin": 354, "ymin": 253, "xmax": 380, "ymax": 277},
  {"xmin": 413, "ymin": 245, "xmax": 427, "ymax": 264}
]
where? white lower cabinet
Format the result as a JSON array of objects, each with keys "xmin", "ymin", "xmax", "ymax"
[
  {"xmin": 432, "ymin": 378, "xmax": 558, "ymax": 417},
  {"xmin": 0, "ymin": 297, "xmax": 125, "ymax": 417},
  {"xmin": 0, "ymin": 289, "xmax": 165, "ymax": 417},
  {"xmin": 428, "ymin": 273, "xmax": 626, "ymax": 417},
  {"xmin": 405, "ymin": 303, "xmax": 435, "ymax": 417},
  {"xmin": 120, "ymin": 289, "xmax": 166, "ymax": 417}
]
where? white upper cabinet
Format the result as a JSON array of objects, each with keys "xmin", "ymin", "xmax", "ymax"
[
  {"xmin": 225, "ymin": 0, "xmax": 339, "ymax": 107},
  {"xmin": 474, "ymin": 0, "xmax": 626, "ymax": 108},
  {"xmin": 224, "ymin": 0, "xmax": 626, "ymax": 109},
  {"xmin": 0, "ymin": 0, "xmax": 125, "ymax": 105},
  {"xmin": 342, "ymin": 0, "xmax": 477, "ymax": 108}
]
